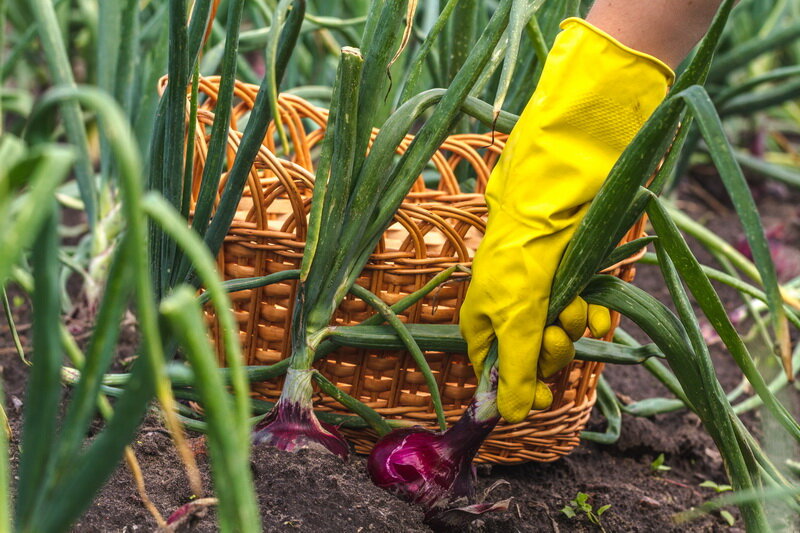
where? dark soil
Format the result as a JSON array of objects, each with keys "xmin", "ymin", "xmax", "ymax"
[
  {"xmin": 68, "ymin": 429, "xmax": 428, "ymax": 533},
  {"xmin": 2, "ymin": 173, "xmax": 799, "ymax": 532}
]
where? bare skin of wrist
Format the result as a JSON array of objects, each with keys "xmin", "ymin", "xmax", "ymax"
[{"xmin": 587, "ymin": 0, "xmax": 726, "ymax": 69}]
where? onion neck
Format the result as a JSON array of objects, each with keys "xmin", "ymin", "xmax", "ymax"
[
  {"xmin": 288, "ymin": 282, "xmax": 333, "ymax": 371},
  {"xmin": 443, "ymin": 402, "xmax": 499, "ymax": 462},
  {"xmin": 471, "ymin": 356, "xmax": 500, "ymax": 423},
  {"xmin": 277, "ymin": 367, "xmax": 315, "ymax": 407},
  {"xmin": 441, "ymin": 364, "xmax": 501, "ymax": 459}
]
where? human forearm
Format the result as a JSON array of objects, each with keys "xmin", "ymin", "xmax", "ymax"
[{"xmin": 587, "ymin": 0, "xmax": 725, "ymax": 69}]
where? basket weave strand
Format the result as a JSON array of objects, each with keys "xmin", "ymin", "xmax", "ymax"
[{"xmin": 178, "ymin": 76, "xmax": 646, "ymax": 464}]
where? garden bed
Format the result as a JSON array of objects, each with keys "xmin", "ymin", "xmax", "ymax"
[{"xmin": 2, "ymin": 175, "xmax": 796, "ymax": 532}]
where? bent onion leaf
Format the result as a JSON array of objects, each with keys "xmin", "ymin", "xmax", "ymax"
[
  {"xmin": 678, "ymin": 85, "xmax": 792, "ymax": 376},
  {"xmin": 646, "ymin": 193, "xmax": 800, "ymax": 442},
  {"xmin": 580, "ymin": 376, "xmax": 620, "ymax": 445},
  {"xmin": 581, "ymin": 274, "xmax": 768, "ymax": 530},
  {"xmin": 161, "ymin": 288, "xmax": 261, "ymax": 532}
]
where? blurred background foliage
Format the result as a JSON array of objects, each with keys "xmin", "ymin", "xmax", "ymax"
[{"xmin": 2, "ymin": 0, "xmax": 800, "ymax": 530}]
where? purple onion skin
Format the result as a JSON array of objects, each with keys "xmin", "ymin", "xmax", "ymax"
[
  {"xmin": 165, "ymin": 499, "xmax": 216, "ymax": 530},
  {"xmin": 367, "ymin": 398, "xmax": 500, "ymax": 517},
  {"xmin": 166, "ymin": 503, "xmax": 190, "ymax": 525},
  {"xmin": 252, "ymin": 399, "xmax": 349, "ymax": 460}
]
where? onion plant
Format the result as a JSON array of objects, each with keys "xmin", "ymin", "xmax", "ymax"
[
  {"xmin": 251, "ymin": 0, "xmax": 521, "ymax": 456},
  {"xmin": 2, "ymin": 61, "xmax": 260, "ymax": 533},
  {"xmin": 3, "ymin": 0, "xmax": 799, "ymax": 531},
  {"xmin": 359, "ymin": 0, "xmax": 800, "ymax": 526},
  {"xmin": 368, "ymin": 352, "xmax": 507, "ymax": 527}
]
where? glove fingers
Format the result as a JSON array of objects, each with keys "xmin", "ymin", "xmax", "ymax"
[
  {"xmin": 532, "ymin": 380, "xmax": 554, "ymax": 411},
  {"xmin": 495, "ymin": 311, "xmax": 543, "ymax": 424},
  {"xmin": 588, "ymin": 304, "xmax": 612, "ymax": 338},
  {"xmin": 539, "ymin": 325, "xmax": 576, "ymax": 378},
  {"xmin": 558, "ymin": 297, "xmax": 588, "ymax": 341},
  {"xmin": 459, "ymin": 304, "xmax": 495, "ymax": 379}
]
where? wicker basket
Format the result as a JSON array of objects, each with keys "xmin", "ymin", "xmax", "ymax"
[{"xmin": 181, "ymin": 76, "xmax": 646, "ymax": 464}]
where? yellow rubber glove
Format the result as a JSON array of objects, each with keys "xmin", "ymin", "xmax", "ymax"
[{"xmin": 460, "ymin": 18, "xmax": 674, "ymax": 423}]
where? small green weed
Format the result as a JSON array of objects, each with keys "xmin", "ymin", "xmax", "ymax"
[
  {"xmin": 698, "ymin": 480, "xmax": 735, "ymax": 526},
  {"xmin": 561, "ymin": 492, "xmax": 612, "ymax": 532},
  {"xmin": 699, "ymin": 480, "xmax": 733, "ymax": 493},
  {"xmin": 719, "ymin": 509, "xmax": 736, "ymax": 526},
  {"xmin": 650, "ymin": 453, "xmax": 672, "ymax": 473}
]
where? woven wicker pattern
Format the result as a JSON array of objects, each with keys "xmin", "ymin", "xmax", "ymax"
[{"xmin": 181, "ymin": 76, "xmax": 646, "ymax": 464}]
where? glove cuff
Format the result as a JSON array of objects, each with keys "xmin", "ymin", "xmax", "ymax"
[
  {"xmin": 486, "ymin": 15, "xmax": 675, "ymax": 227},
  {"xmin": 560, "ymin": 17, "xmax": 675, "ymax": 86}
]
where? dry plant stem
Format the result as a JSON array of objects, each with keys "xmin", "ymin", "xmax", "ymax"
[
  {"xmin": 397, "ymin": 0, "xmax": 459, "ymax": 104},
  {"xmin": 57, "ymin": 316, "xmax": 166, "ymax": 527},
  {"xmin": 124, "ymin": 447, "xmax": 167, "ymax": 527},
  {"xmin": 1, "ymin": 287, "xmax": 28, "ymax": 365},
  {"xmin": 156, "ymin": 498, "xmax": 219, "ymax": 533},
  {"xmin": 385, "ymin": 0, "xmax": 418, "ymax": 79},
  {"xmin": 155, "ymin": 387, "xmax": 204, "ymax": 499},
  {"xmin": 95, "ymin": 393, "xmax": 167, "ymax": 525}
]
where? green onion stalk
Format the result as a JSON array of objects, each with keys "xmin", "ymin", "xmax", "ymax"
[
  {"xmin": 65, "ymin": 185, "xmax": 124, "ymax": 335},
  {"xmin": 252, "ymin": 1, "xmax": 515, "ymax": 462},
  {"xmin": 250, "ymin": 43, "xmax": 367, "ymax": 459},
  {"xmin": 251, "ymin": 288, "xmax": 349, "ymax": 459}
]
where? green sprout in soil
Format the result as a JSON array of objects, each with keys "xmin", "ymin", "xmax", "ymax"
[
  {"xmin": 719, "ymin": 509, "xmax": 736, "ymax": 526},
  {"xmin": 700, "ymin": 480, "xmax": 734, "ymax": 493},
  {"xmin": 561, "ymin": 492, "xmax": 612, "ymax": 532},
  {"xmin": 650, "ymin": 453, "xmax": 672, "ymax": 474},
  {"xmin": 696, "ymin": 481, "xmax": 737, "ymax": 526}
]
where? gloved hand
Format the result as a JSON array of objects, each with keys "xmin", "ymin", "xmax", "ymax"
[{"xmin": 460, "ymin": 18, "xmax": 674, "ymax": 423}]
